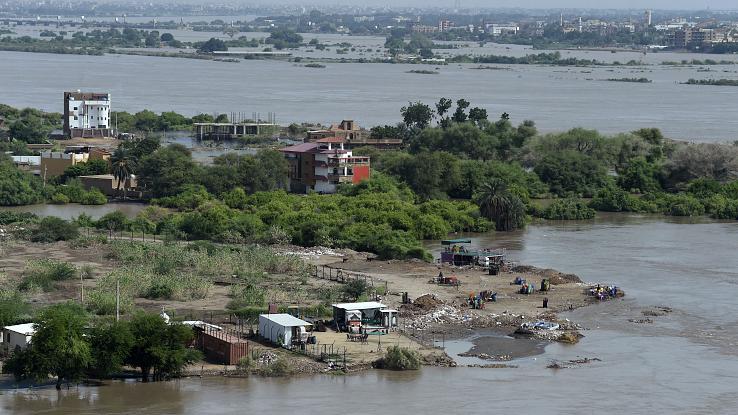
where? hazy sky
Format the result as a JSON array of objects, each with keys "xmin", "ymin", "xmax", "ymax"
[{"xmin": 268, "ymin": 0, "xmax": 735, "ymax": 10}]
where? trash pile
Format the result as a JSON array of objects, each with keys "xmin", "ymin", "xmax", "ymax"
[
  {"xmin": 257, "ymin": 351, "xmax": 278, "ymax": 365},
  {"xmin": 404, "ymin": 304, "xmax": 478, "ymax": 331}
]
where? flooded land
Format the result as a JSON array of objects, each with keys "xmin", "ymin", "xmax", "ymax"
[{"xmin": 2, "ymin": 214, "xmax": 738, "ymax": 413}]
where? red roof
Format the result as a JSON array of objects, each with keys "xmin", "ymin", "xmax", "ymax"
[{"xmin": 280, "ymin": 143, "xmax": 320, "ymax": 153}]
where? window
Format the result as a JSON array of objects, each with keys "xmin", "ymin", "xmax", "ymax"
[{"xmin": 73, "ymin": 107, "xmax": 77, "ymax": 111}]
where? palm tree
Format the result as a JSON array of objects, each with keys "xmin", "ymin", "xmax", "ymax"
[
  {"xmin": 111, "ymin": 149, "xmax": 137, "ymax": 200},
  {"xmin": 474, "ymin": 179, "xmax": 526, "ymax": 231}
]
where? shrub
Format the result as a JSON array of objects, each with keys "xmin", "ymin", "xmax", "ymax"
[
  {"xmin": 19, "ymin": 259, "xmax": 77, "ymax": 291},
  {"xmin": 379, "ymin": 346, "xmax": 421, "ymax": 370},
  {"xmin": 258, "ymin": 358, "xmax": 292, "ymax": 377},
  {"xmin": 80, "ymin": 188, "xmax": 107, "ymax": 205},
  {"xmin": 51, "ymin": 193, "xmax": 70, "ymax": 204},
  {"xmin": 30, "ymin": 217, "xmax": 79, "ymax": 242},
  {"xmin": 343, "ymin": 279, "xmax": 368, "ymax": 301},
  {"xmin": 542, "ymin": 198, "xmax": 596, "ymax": 220},
  {"xmin": 0, "ymin": 211, "xmax": 37, "ymax": 225},
  {"xmin": 97, "ymin": 211, "xmax": 129, "ymax": 231}
]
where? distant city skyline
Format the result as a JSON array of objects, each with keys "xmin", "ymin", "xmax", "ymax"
[{"xmin": 234, "ymin": 0, "xmax": 737, "ymax": 10}]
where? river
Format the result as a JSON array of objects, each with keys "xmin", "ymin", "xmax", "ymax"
[
  {"xmin": 0, "ymin": 202, "xmax": 145, "ymax": 220},
  {"xmin": 1, "ymin": 49, "xmax": 737, "ymax": 141},
  {"xmin": 2, "ymin": 213, "xmax": 737, "ymax": 414}
]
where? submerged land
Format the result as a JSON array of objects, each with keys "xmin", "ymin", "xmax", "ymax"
[{"xmin": 0, "ymin": 232, "xmax": 623, "ymax": 377}]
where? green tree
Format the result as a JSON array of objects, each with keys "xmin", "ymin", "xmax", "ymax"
[
  {"xmin": 534, "ymin": 151, "xmax": 608, "ymax": 197},
  {"xmin": 31, "ymin": 217, "xmax": 79, "ymax": 242},
  {"xmin": 0, "ymin": 161, "xmax": 44, "ymax": 206},
  {"xmin": 110, "ymin": 149, "xmax": 137, "ymax": 199},
  {"xmin": 133, "ymin": 110, "xmax": 159, "ymax": 132},
  {"xmin": 452, "ymin": 99, "xmax": 470, "ymax": 123},
  {"xmin": 400, "ymin": 101, "xmax": 434, "ymax": 130},
  {"xmin": 475, "ymin": 179, "xmax": 526, "ymax": 231},
  {"xmin": 198, "ymin": 38, "xmax": 228, "ymax": 53},
  {"xmin": 125, "ymin": 312, "xmax": 200, "ymax": 381},
  {"xmin": 4, "ymin": 303, "xmax": 91, "ymax": 390},
  {"xmin": 9, "ymin": 114, "xmax": 51, "ymax": 143},
  {"xmin": 88, "ymin": 319, "xmax": 134, "ymax": 378}
]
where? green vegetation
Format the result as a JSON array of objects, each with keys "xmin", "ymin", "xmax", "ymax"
[
  {"xmin": 265, "ymin": 29, "xmax": 303, "ymax": 49},
  {"xmin": 0, "ymin": 160, "xmax": 45, "ymax": 206},
  {"xmin": 304, "ymin": 63, "xmax": 326, "ymax": 68},
  {"xmin": 379, "ymin": 346, "xmax": 422, "ymax": 370},
  {"xmin": 449, "ymin": 51, "xmax": 604, "ymax": 66},
  {"xmin": 684, "ymin": 79, "xmax": 738, "ymax": 87},
  {"xmin": 0, "ymin": 28, "xmax": 182, "ymax": 55},
  {"xmin": 19, "ymin": 259, "xmax": 77, "ymax": 292},
  {"xmin": 197, "ymin": 37, "xmax": 227, "ymax": 53},
  {"xmin": 30, "ymin": 217, "xmax": 80, "ymax": 242},
  {"xmin": 542, "ymin": 198, "xmax": 596, "ymax": 220},
  {"xmin": 3, "ymin": 303, "xmax": 200, "ymax": 387},
  {"xmin": 407, "ymin": 70, "xmax": 439, "ymax": 75}
]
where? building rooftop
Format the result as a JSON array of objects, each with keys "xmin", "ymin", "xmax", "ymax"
[
  {"xmin": 4, "ymin": 323, "xmax": 36, "ymax": 336},
  {"xmin": 78, "ymin": 174, "xmax": 115, "ymax": 180},
  {"xmin": 332, "ymin": 302, "xmax": 387, "ymax": 310},
  {"xmin": 259, "ymin": 314, "xmax": 312, "ymax": 327},
  {"xmin": 316, "ymin": 136, "xmax": 346, "ymax": 143},
  {"xmin": 280, "ymin": 143, "xmax": 320, "ymax": 153}
]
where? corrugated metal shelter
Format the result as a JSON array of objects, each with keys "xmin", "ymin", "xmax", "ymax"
[
  {"xmin": 332, "ymin": 302, "xmax": 387, "ymax": 331},
  {"xmin": 258, "ymin": 314, "xmax": 312, "ymax": 348},
  {"xmin": 193, "ymin": 324, "xmax": 250, "ymax": 365}
]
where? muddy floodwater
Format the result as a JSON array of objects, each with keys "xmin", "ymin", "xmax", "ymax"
[
  {"xmin": 2, "ymin": 213, "xmax": 738, "ymax": 414},
  {"xmin": 2, "ymin": 49, "xmax": 738, "ymax": 141},
  {"xmin": 0, "ymin": 202, "xmax": 145, "ymax": 220}
]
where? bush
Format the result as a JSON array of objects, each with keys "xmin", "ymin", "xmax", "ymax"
[
  {"xmin": 0, "ymin": 211, "xmax": 37, "ymax": 225},
  {"xmin": 541, "ymin": 198, "xmax": 596, "ymax": 220},
  {"xmin": 30, "ymin": 217, "xmax": 79, "ymax": 242},
  {"xmin": 258, "ymin": 358, "xmax": 292, "ymax": 377},
  {"xmin": 343, "ymin": 279, "xmax": 368, "ymax": 301},
  {"xmin": 19, "ymin": 259, "xmax": 77, "ymax": 291},
  {"xmin": 379, "ymin": 346, "xmax": 421, "ymax": 370},
  {"xmin": 97, "ymin": 211, "xmax": 129, "ymax": 231},
  {"xmin": 80, "ymin": 188, "xmax": 107, "ymax": 205},
  {"xmin": 51, "ymin": 193, "xmax": 70, "ymax": 204}
]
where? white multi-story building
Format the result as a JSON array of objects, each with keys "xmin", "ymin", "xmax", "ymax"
[
  {"xmin": 63, "ymin": 91, "xmax": 113, "ymax": 138},
  {"xmin": 486, "ymin": 23, "xmax": 519, "ymax": 36}
]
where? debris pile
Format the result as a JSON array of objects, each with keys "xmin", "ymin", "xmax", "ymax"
[
  {"xmin": 511, "ymin": 265, "xmax": 582, "ymax": 284},
  {"xmin": 547, "ymin": 357, "xmax": 601, "ymax": 369},
  {"xmin": 413, "ymin": 294, "xmax": 444, "ymax": 310},
  {"xmin": 257, "ymin": 351, "xmax": 278, "ymax": 365}
]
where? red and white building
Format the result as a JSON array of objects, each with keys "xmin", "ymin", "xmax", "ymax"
[{"xmin": 280, "ymin": 137, "xmax": 370, "ymax": 194}]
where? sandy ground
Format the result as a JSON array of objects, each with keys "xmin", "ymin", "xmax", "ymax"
[{"xmin": 1, "ymin": 239, "xmax": 619, "ymax": 368}]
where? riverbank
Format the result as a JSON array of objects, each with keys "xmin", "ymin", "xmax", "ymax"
[{"xmin": 294, "ymin": 246, "xmax": 624, "ymax": 366}]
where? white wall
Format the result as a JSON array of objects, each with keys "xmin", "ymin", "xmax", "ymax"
[{"xmin": 258, "ymin": 316, "xmax": 290, "ymax": 346}]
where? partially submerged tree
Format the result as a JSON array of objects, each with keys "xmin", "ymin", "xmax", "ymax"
[
  {"xmin": 5, "ymin": 302, "xmax": 91, "ymax": 390},
  {"xmin": 475, "ymin": 179, "xmax": 526, "ymax": 231}
]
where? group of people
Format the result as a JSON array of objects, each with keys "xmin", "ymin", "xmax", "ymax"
[{"xmin": 590, "ymin": 284, "xmax": 619, "ymax": 300}]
